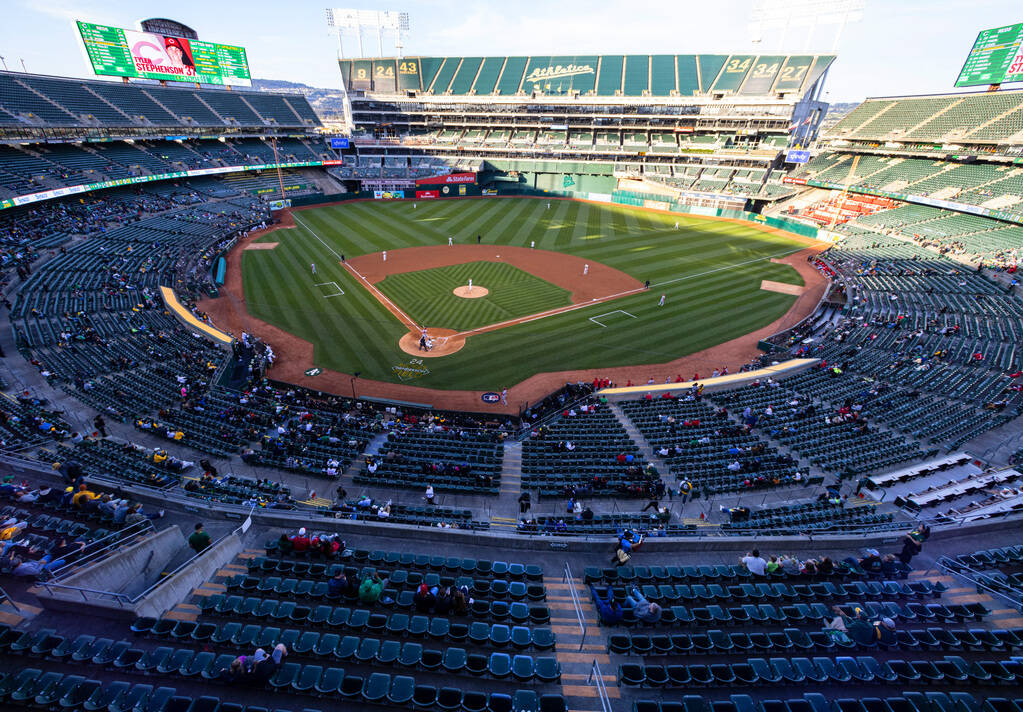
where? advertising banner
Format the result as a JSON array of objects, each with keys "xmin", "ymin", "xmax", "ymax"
[
  {"xmin": 1, "ymin": 161, "xmax": 324, "ymax": 211},
  {"xmin": 643, "ymin": 199, "xmax": 671, "ymax": 211},
  {"xmin": 415, "ymin": 172, "xmax": 477, "ymax": 186},
  {"xmin": 329, "ymin": 137, "xmax": 350, "ymax": 149},
  {"xmin": 373, "ymin": 190, "xmax": 405, "ymax": 200},
  {"xmin": 416, "ymin": 190, "xmax": 439, "ymax": 199}
]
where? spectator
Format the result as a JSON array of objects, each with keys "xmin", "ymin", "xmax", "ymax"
[
  {"xmin": 291, "ymin": 527, "xmax": 310, "ymax": 553},
  {"xmin": 413, "ymin": 583, "xmax": 435, "ymax": 612},
  {"xmin": 780, "ymin": 555, "xmax": 802, "ymax": 576},
  {"xmin": 250, "ymin": 649, "xmax": 275, "ymax": 682},
  {"xmin": 276, "ymin": 533, "xmax": 293, "ymax": 555},
  {"xmin": 741, "ymin": 548, "xmax": 768, "ymax": 576},
  {"xmin": 873, "ymin": 616, "xmax": 897, "ymax": 646},
  {"xmin": 435, "ymin": 587, "xmax": 452, "ymax": 615},
  {"xmin": 518, "ymin": 491, "xmax": 531, "ymax": 513},
  {"xmin": 327, "ymin": 571, "xmax": 349, "ymax": 598},
  {"xmin": 271, "ymin": 642, "xmax": 288, "ymax": 665},
  {"xmin": 452, "ymin": 587, "xmax": 470, "ymax": 616},
  {"xmin": 589, "ymin": 584, "xmax": 624, "ymax": 625},
  {"xmin": 188, "ymin": 523, "xmax": 211, "ymax": 554},
  {"xmin": 358, "ymin": 572, "xmax": 386, "ymax": 604},
  {"xmin": 624, "ymin": 586, "xmax": 662, "ymax": 623},
  {"xmin": 424, "ymin": 485, "xmax": 435, "ymax": 505}
]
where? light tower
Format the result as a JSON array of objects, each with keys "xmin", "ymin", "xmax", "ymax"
[
  {"xmin": 326, "ymin": 8, "xmax": 410, "ymax": 59},
  {"xmin": 749, "ymin": 0, "xmax": 865, "ymax": 53}
]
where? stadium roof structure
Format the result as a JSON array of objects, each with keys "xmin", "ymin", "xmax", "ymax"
[{"xmin": 340, "ymin": 54, "xmax": 835, "ymax": 99}]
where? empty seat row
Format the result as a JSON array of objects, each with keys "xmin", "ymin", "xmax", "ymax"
[
  {"xmin": 584, "ymin": 560, "xmax": 917, "ymax": 585},
  {"xmin": 609, "ymin": 626, "xmax": 1023, "ymax": 655},
  {"xmin": 633, "ymin": 691, "xmax": 1020, "ymax": 712},
  {"xmin": 198, "ymin": 593, "xmax": 551, "ymax": 626},
  {"xmin": 132, "ymin": 614, "xmax": 555, "ymax": 651},
  {"xmin": 619, "ymin": 654, "xmax": 1023, "ymax": 687}
]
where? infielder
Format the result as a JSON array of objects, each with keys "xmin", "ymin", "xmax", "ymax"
[
  {"xmin": 383, "ymin": 251, "xmax": 387, "ymax": 262},
  {"xmin": 448, "ymin": 237, "xmax": 453, "ymax": 246},
  {"xmin": 583, "ymin": 264, "xmax": 589, "ymax": 276},
  {"xmin": 658, "ymin": 294, "xmax": 666, "ymax": 306}
]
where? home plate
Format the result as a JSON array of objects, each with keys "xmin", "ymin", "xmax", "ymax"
[{"xmin": 761, "ymin": 280, "xmax": 804, "ymax": 296}]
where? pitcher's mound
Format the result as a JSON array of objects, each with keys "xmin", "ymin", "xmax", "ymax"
[
  {"xmin": 453, "ymin": 286, "xmax": 488, "ymax": 299},
  {"xmin": 399, "ymin": 328, "xmax": 466, "ymax": 357}
]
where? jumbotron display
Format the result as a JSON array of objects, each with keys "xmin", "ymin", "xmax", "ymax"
[
  {"xmin": 955, "ymin": 22, "xmax": 1023, "ymax": 87},
  {"xmin": 76, "ymin": 20, "xmax": 251, "ymax": 86}
]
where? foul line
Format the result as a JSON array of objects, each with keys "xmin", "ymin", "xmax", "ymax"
[
  {"xmin": 650, "ymin": 246, "xmax": 808, "ymax": 289},
  {"xmin": 452, "ymin": 246, "xmax": 807, "ymax": 339},
  {"xmin": 292, "ymin": 214, "xmax": 809, "ymax": 341},
  {"xmin": 294, "ymin": 213, "xmax": 421, "ymax": 332}
]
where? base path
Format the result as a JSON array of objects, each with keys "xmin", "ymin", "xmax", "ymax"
[
  {"xmin": 347, "ymin": 244, "xmax": 642, "ymax": 304},
  {"xmin": 197, "ymin": 206, "xmax": 829, "ymax": 414}
]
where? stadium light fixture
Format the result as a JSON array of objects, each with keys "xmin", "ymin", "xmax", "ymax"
[
  {"xmin": 326, "ymin": 8, "xmax": 410, "ymax": 58},
  {"xmin": 749, "ymin": 0, "xmax": 864, "ymax": 52}
]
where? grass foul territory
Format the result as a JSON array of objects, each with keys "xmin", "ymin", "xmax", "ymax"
[{"xmin": 241, "ymin": 198, "xmax": 807, "ymax": 391}]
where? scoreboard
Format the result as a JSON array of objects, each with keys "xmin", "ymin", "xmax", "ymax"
[
  {"xmin": 77, "ymin": 21, "xmax": 251, "ymax": 87},
  {"xmin": 955, "ymin": 22, "xmax": 1023, "ymax": 87}
]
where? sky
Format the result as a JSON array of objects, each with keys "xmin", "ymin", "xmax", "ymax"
[{"xmin": 0, "ymin": 0, "xmax": 1019, "ymax": 102}]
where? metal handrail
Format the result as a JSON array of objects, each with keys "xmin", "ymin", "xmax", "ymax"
[
  {"xmin": 587, "ymin": 660, "xmax": 613, "ymax": 712},
  {"xmin": 38, "ymin": 510, "xmax": 252, "ymax": 605},
  {"xmin": 935, "ymin": 556, "xmax": 1023, "ymax": 609},
  {"xmin": 47, "ymin": 518, "xmax": 155, "ymax": 580},
  {"xmin": 514, "ymin": 389, "xmax": 595, "ymax": 440},
  {"xmin": 563, "ymin": 561, "xmax": 587, "ymax": 651}
]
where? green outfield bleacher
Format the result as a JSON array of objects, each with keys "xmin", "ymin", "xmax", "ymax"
[
  {"xmin": 650, "ymin": 55, "xmax": 676, "ymax": 95},
  {"xmin": 448, "ymin": 57, "xmax": 483, "ymax": 94},
  {"xmin": 495, "ymin": 56, "xmax": 526, "ymax": 95},
  {"xmin": 828, "ymin": 89, "xmax": 1023, "ymax": 144},
  {"xmin": 340, "ymin": 54, "xmax": 834, "ymax": 98},
  {"xmin": 473, "ymin": 57, "xmax": 504, "ymax": 95},
  {"xmin": 623, "ymin": 55, "xmax": 649, "ymax": 96}
]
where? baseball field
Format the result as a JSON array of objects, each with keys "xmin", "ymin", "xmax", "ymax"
[{"xmin": 238, "ymin": 197, "xmax": 812, "ymax": 392}]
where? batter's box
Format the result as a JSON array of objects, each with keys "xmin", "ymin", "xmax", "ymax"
[
  {"xmin": 315, "ymin": 281, "xmax": 345, "ymax": 298},
  {"xmin": 589, "ymin": 309, "xmax": 637, "ymax": 328}
]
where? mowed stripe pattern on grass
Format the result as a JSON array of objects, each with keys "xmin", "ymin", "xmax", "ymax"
[
  {"xmin": 377, "ymin": 261, "xmax": 572, "ymax": 331},
  {"xmin": 242, "ymin": 198, "xmax": 809, "ymax": 391}
]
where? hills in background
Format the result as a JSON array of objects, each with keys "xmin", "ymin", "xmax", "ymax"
[{"xmin": 253, "ymin": 78, "xmax": 346, "ymax": 119}]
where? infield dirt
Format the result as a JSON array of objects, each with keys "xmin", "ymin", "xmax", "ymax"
[{"xmin": 197, "ymin": 206, "xmax": 828, "ymax": 414}]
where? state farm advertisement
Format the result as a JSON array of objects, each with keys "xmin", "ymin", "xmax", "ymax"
[
  {"xmin": 415, "ymin": 172, "xmax": 477, "ymax": 186},
  {"xmin": 416, "ymin": 190, "xmax": 440, "ymax": 199}
]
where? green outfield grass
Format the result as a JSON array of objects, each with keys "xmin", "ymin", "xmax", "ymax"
[
  {"xmin": 376, "ymin": 261, "xmax": 571, "ymax": 332},
  {"xmin": 241, "ymin": 197, "xmax": 807, "ymax": 392}
]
